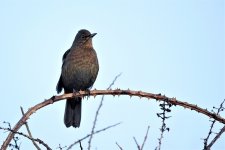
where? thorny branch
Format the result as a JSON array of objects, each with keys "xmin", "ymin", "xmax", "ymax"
[{"xmin": 2, "ymin": 89, "xmax": 225, "ymax": 150}]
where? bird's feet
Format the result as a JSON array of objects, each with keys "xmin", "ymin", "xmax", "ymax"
[
  {"xmin": 73, "ymin": 89, "xmax": 82, "ymax": 99},
  {"xmin": 85, "ymin": 89, "xmax": 91, "ymax": 100},
  {"xmin": 72, "ymin": 89, "xmax": 91, "ymax": 99}
]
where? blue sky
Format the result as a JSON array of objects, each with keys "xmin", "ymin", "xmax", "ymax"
[{"xmin": 0, "ymin": 0, "xmax": 224, "ymax": 149}]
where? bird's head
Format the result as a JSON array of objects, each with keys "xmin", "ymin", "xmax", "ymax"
[{"xmin": 72, "ymin": 29, "xmax": 97, "ymax": 48}]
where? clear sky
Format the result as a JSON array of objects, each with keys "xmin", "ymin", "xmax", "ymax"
[{"xmin": 0, "ymin": 0, "xmax": 224, "ymax": 149}]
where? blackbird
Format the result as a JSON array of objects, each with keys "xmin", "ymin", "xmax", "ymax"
[{"xmin": 56, "ymin": 29, "xmax": 99, "ymax": 128}]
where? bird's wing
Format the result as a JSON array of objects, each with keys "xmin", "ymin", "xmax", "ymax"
[
  {"xmin": 56, "ymin": 75, "xmax": 63, "ymax": 93},
  {"xmin": 62, "ymin": 49, "xmax": 71, "ymax": 65},
  {"xmin": 56, "ymin": 49, "xmax": 71, "ymax": 93}
]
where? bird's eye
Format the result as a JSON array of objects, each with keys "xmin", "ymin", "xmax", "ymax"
[{"xmin": 81, "ymin": 35, "xmax": 86, "ymax": 39}]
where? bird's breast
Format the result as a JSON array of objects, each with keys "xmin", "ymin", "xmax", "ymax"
[{"xmin": 61, "ymin": 48, "xmax": 99, "ymax": 91}]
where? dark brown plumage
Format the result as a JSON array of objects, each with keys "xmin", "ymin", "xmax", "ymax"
[{"xmin": 56, "ymin": 29, "xmax": 99, "ymax": 128}]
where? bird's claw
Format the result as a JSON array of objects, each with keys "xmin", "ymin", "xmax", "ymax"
[
  {"xmin": 73, "ymin": 89, "xmax": 81, "ymax": 98},
  {"xmin": 85, "ymin": 89, "xmax": 91, "ymax": 100}
]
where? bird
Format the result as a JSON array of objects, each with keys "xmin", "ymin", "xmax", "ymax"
[{"xmin": 56, "ymin": 29, "xmax": 99, "ymax": 128}]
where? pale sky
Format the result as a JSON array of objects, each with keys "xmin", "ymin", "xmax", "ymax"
[{"xmin": 0, "ymin": 0, "xmax": 224, "ymax": 149}]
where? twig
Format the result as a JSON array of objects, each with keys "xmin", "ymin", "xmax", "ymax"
[
  {"xmin": 204, "ymin": 99, "xmax": 225, "ymax": 149},
  {"xmin": 87, "ymin": 73, "xmax": 122, "ymax": 150},
  {"xmin": 67, "ymin": 122, "xmax": 121, "ymax": 150},
  {"xmin": 56, "ymin": 144, "xmax": 66, "ymax": 150},
  {"xmin": 79, "ymin": 141, "xmax": 83, "ymax": 150},
  {"xmin": 20, "ymin": 107, "xmax": 41, "ymax": 150},
  {"xmin": 141, "ymin": 126, "xmax": 150, "ymax": 150},
  {"xmin": 3, "ymin": 122, "xmax": 20, "ymax": 150},
  {"xmin": 133, "ymin": 137, "xmax": 141, "ymax": 150},
  {"xmin": 206, "ymin": 125, "xmax": 225, "ymax": 149},
  {"xmin": 0, "ymin": 126, "xmax": 51, "ymax": 150},
  {"xmin": 2, "ymin": 89, "xmax": 225, "ymax": 150},
  {"xmin": 157, "ymin": 100, "xmax": 171, "ymax": 150},
  {"xmin": 116, "ymin": 142, "xmax": 123, "ymax": 150}
]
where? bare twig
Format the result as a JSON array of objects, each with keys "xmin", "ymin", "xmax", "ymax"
[
  {"xmin": 0, "ymin": 126, "xmax": 51, "ymax": 150},
  {"xmin": 20, "ymin": 107, "xmax": 41, "ymax": 150},
  {"xmin": 87, "ymin": 73, "xmax": 121, "ymax": 150},
  {"xmin": 133, "ymin": 137, "xmax": 141, "ymax": 150},
  {"xmin": 67, "ymin": 122, "xmax": 121, "ymax": 150},
  {"xmin": 204, "ymin": 99, "xmax": 225, "ymax": 150},
  {"xmin": 2, "ymin": 89, "xmax": 225, "ymax": 150},
  {"xmin": 133, "ymin": 126, "xmax": 150, "ymax": 150},
  {"xmin": 141, "ymin": 126, "xmax": 150, "ymax": 150},
  {"xmin": 56, "ymin": 144, "xmax": 67, "ymax": 150},
  {"xmin": 79, "ymin": 141, "xmax": 83, "ymax": 150},
  {"xmin": 116, "ymin": 142, "xmax": 123, "ymax": 150},
  {"xmin": 206, "ymin": 125, "xmax": 225, "ymax": 149}
]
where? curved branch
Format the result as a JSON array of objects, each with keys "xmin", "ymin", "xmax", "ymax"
[{"xmin": 1, "ymin": 89, "xmax": 225, "ymax": 150}]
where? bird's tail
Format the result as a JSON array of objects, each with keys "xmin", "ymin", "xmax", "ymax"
[{"xmin": 64, "ymin": 97, "xmax": 82, "ymax": 128}]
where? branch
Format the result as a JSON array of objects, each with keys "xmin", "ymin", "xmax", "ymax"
[
  {"xmin": 79, "ymin": 141, "xmax": 83, "ymax": 150},
  {"xmin": 2, "ymin": 122, "xmax": 20, "ymax": 150},
  {"xmin": 116, "ymin": 142, "xmax": 123, "ymax": 150},
  {"xmin": 88, "ymin": 73, "xmax": 121, "ymax": 150},
  {"xmin": 20, "ymin": 107, "xmax": 41, "ymax": 150},
  {"xmin": 133, "ymin": 125, "xmax": 151, "ymax": 150},
  {"xmin": 67, "ymin": 122, "xmax": 121, "ymax": 150},
  {"xmin": 133, "ymin": 137, "xmax": 141, "ymax": 150},
  {"xmin": 141, "ymin": 126, "xmax": 150, "ymax": 150},
  {"xmin": 206, "ymin": 125, "xmax": 225, "ymax": 149},
  {"xmin": 203, "ymin": 99, "xmax": 225, "ymax": 149},
  {"xmin": 2, "ymin": 89, "xmax": 225, "ymax": 150},
  {"xmin": 56, "ymin": 144, "xmax": 67, "ymax": 150},
  {"xmin": 157, "ymin": 100, "xmax": 171, "ymax": 150},
  {"xmin": 0, "ymin": 126, "xmax": 51, "ymax": 150}
]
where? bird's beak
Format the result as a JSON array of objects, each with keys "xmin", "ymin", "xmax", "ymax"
[{"xmin": 90, "ymin": 33, "xmax": 97, "ymax": 38}]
